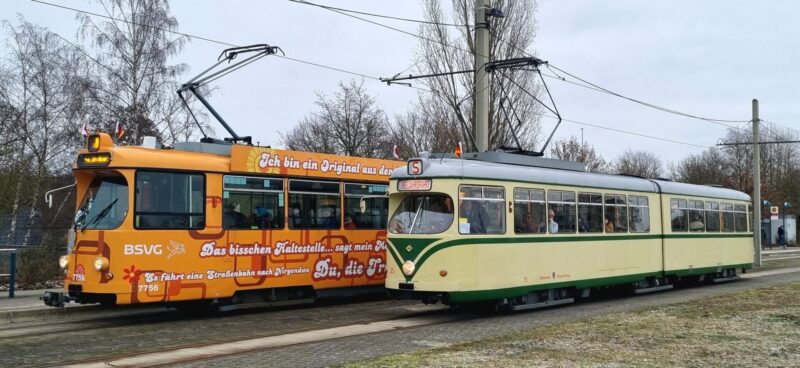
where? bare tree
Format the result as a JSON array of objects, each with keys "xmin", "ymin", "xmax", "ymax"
[
  {"xmin": 281, "ymin": 80, "xmax": 391, "ymax": 159},
  {"xmin": 77, "ymin": 0, "xmax": 206, "ymax": 145},
  {"xmin": 407, "ymin": 0, "xmax": 542, "ymax": 152},
  {"xmin": 613, "ymin": 149, "xmax": 663, "ymax": 178},
  {"xmin": 550, "ymin": 135, "xmax": 607, "ymax": 173},
  {"xmin": 669, "ymin": 148, "xmax": 729, "ymax": 186},
  {"xmin": 0, "ymin": 18, "xmax": 87, "ymax": 244},
  {"xmin": 389, "ymin": 95, "xmax": 462, "ymax": 159}
]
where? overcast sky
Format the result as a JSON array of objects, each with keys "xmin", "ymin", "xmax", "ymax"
[{"xmin": 5, "ymin": 0, "xmax": 799, "ymax": 166}]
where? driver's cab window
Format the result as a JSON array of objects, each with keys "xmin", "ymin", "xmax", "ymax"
[{"xmin": 74, "ymin": 173, "xmax": 129, "ymax": 230}]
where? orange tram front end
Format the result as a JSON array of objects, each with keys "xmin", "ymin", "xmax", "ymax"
[{"xmin": 43, "ymin": 133, "xmax": 402, "ymax": 309}]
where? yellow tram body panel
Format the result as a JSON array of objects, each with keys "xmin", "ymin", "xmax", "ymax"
[{"xmin": 63, "ymin": 135, "xmax": 403, "ymax": 305}]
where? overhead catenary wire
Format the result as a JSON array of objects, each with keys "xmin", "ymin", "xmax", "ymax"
[
  {"xmin": 290, "ymin": 0, "xmax": 757, "ymax": 131},
  {"xmin": 31, "ymin": 0, "xmax": 720, "ymax": 151},
  {"xmin": 287, "ymin": 0, "xmax": 470, "ymax": 27}
]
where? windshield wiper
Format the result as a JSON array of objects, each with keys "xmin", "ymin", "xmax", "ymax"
[{"xmin": 81, "ymin": 198, "xmax": 118, "ymax": 232}]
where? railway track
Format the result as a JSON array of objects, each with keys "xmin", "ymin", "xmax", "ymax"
[{"xmin": 3, "ymin": 264, "xmax": 799, "ymax": 368}]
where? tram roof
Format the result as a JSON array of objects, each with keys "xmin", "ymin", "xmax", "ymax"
[{"xmin": 392, "ymin": 157, "xmax": 751, "ymax": 202}]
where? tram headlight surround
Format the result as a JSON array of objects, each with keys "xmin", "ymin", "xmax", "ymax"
[
  {"xmin": 58, "ymin": 255, "xmax": 69, "ymax": 269},
  {"xmin": 94, "ymin": 256, "xmax": 109, "ymax": 271},
  {"xmin": 402, "ymin": 260, "xmax": 416, "ymax": 276}
]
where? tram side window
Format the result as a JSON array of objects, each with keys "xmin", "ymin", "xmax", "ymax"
[
  {"xmin": 734, "ymin": 204, "xmax": 747, "ymax": 232},
  {"xmin": 513, "ymin": 188, "xmax": 545, "ymax": 234},
  {"xmin": 547, "ymin": 190, "xmax": 576, "ymax": 233},
  {"xmin": 604, "ymin": 194, "xmax": 628, "ymax": 233},
  {"xmin": 459, "ymin": 185, "xmax": 505, "ymax": 234},
  {"xmin": 705, "ymin": 202, "xmax": 721, "ymax": 232},
  {"xmin": 222, "ymin": 176, "xmax": 284, "ymax": 230},
  {"xmin": 135, "ymin": 171, "xmax": 204, "ymax": 229},
  {"xmin": 721, "ymin": 203, "xmax": 735, "ymax": 232},
  {"xmin": 688, "ymin": 200, "xmax": 705, "ymax": 232},
  {"xmin": 628, "ymin": 196, "xmax": 650, "ymax": 233},
  {"xmin": 578, "ymin": 193, "xmax": 603, "ymax": 233},
  {"xmin": 748, "ymin": 204, "xmax": 753, "ymax": 232},
  {"xmin": 344, "ymin": 183, "xmax": 389, "ymax": 229},
  {"xmin": 670, "ymin": 198, "xmax": 688, "ymax": 232},
  {"xmin": 288, "ymin": 180, "xmax": 340, "ymax": 229}
]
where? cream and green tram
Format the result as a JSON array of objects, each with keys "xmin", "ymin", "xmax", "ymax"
[{"xmin": 385, "ymin": 153, "xmax": 753, "ymax": 310}]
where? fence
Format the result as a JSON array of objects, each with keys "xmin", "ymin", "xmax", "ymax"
[{"xmin": 0, "ymin": 249, "xmax": 17, "ymax": 298}]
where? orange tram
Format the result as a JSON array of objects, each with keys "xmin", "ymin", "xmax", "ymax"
[{"xmin": 43, "ymin": 133, "xmax": 402, "ymax": 309}]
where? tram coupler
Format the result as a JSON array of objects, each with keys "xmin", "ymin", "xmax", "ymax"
[{"xmin": 41, "ymin": 291, "xmax": 72, "ymax": 308}]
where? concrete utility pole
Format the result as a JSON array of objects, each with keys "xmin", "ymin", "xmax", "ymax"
[
  {"xmin": 473, "ymin": 0, "xmax": 490, "ymax": 152},
  {"xmin": 753, "ymin": 99, "xmax": 761, "ymax": 267}
]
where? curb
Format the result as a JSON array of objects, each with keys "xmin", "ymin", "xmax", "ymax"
[{"xmin": 2, "ymin": 304, "xmax": 103, "ymax": 322}]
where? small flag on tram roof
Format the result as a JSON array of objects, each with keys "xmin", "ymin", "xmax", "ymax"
[
  {"xmin": 392, "ymin": 144, "xmax": 400, "ymax": 160},
  {"xmin": 455, "ymin": 142, "xmax": 463, "ymax": 158},
  {"xmin": 115, "ymin": 121, "xmax": 125, "ymax": 140},
  {"xmin": 81, "ymin": 123, "xmax": 89, "ymax": 137}
]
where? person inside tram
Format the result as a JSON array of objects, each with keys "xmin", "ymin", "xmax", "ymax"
[
  {"xmin": 343, "ymin": 214, "xmax": 356, "ymax": 230},
  {"xmin": 223, "ymin": 202, "xmax": 248, "ymax": 229},
  {"xmin": 460, "ymin": 199, "xmax": 488, "ymax": 234},
  {"xmin": 689, "ymin": 214, "xmax": 705, "ymax": 232},
  {"xmin": 604, "ymin": 215, "xmax": 615, "ymax": 233},
  {"xmin": 517, "ymin": 212, "xmax": 538, "ymax": 233},
  {"xmin": 540, "ymin": 208, "xmax": 559, "ymax": 233}
]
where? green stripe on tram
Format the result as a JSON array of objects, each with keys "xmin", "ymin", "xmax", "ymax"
[
  {"xmin": 442, "ymin": 263, "xmax": 752, "ymax": 303},
  {"xmin": 387, "ymin": 233, "xmax": 754, "ymax": 281}
]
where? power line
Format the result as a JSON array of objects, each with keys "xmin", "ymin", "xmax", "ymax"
[
  {"xmin": 545, "ymin": 64, "xmax": 750, "ymax": 127},
  {"xmin": 30, "ymin": 0, "xmax": 237, "ymax": 47},
  {"xmin": 30, "ymin": 0, "xmax": 436, "ymax": 93},
  {"xmin": 532, "ymin": 112, "xmax": 712, "ymax": 149},
  {"xmin": 760, "ymin": 119, "xmax": 800, "ymax": 136},
  {"xmin": 292, "ymin": 0, "xmax": 754, "ymax": 132},
  {"xmin": 32, "ymin": 0, "xmax": 721, "ymax": 151},
  {"xmin": 287, "ymin": 0, "xmax": 470, "ymax": 27},
  {"xmin": 289, "ymin": 0, "xmax": 482, "ymax": 59}
]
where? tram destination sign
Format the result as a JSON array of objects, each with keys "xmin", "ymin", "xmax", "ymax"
[{"xmin": 398, "ymin": 179, "xmax": 432, "ymax": 191}]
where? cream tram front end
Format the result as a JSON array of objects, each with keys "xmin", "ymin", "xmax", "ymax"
[{"xmin": 385, "ymin": 153, "xmax": 753, "ymax": 310}]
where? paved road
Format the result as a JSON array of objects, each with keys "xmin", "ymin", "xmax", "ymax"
[
  {"xmin": 176, "ymin": 268, "xmax": 800, "ymax": 368},
  {"xmin": 1, "ymin": 255, "xmax": 798, "ymax": 367}
]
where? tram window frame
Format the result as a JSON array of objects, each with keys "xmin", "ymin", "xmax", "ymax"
[
  {"xmin": 688, "ymin": 200, "xmax": 705, "ymax": 232},
  {"xmin": 547, "ymin": 190, "xmax": 576, "ymax": 234},
  {"xmin": 288, "ymin": 179, "xmax": 342, "ymax": 230},
  {"xmin": 343, "ymin": 183, "xmax": 389, "ymax": 230},
  {"xmin": 604, "ymin": 194, "xmax": 628, "ymax": 233},
  {"xmin": 222, "ymin": 176, "xmax": 285, "ymax": 230},
  {"xmin": 734, "ymin": 203, "xmax": 747, "ymax": 232},
  {"xmin": 670, "ymin": 198, "xmax": 689, "ymax": 232},
  {"xmin": 134, "ymin": 170, "xmax": 205, "ymax": 230},
  {"xmin": 513, "ymin": 188, "xmax": 546, "ymax": 234},
  {"xmin": 458, "ymin": 185, "xmax": 505, "ymax": 235},
  {"xmin": 721, "ymin": 202, "xmax": 735, "ymax": 232},
  {"xmin": 628, "ymin": 195, "xmax": 650, "ymax": 233},
  {"xmin": 578, "ymin": 192, "xmax": 603, "ymax": 233},
  {"xmin": 705, "ymin": 201, "xmax": 721, "ymax": 232}
]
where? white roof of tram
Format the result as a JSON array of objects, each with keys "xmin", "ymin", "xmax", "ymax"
[{"xmin": 392, "ymin": 156, "xmax": 751, "ymax": 202}]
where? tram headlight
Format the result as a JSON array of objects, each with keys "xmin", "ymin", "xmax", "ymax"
[
  {"xmin": 402, "ymin": 260, "xmax": 416, "ymax": 276},
  {"xmin": 93, "ymin": 256, "xmax": 109, "ymax": 271},
  {"xmin": 58, "ymin": 255, "xmax": 69, "ymax": 269}
]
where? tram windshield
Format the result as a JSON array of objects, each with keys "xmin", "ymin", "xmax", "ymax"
[
  {"xmin": 389, "ymin": 194, "xmax": 453, "ymax": 234},
  {"xmin": 74, "ymin": 174, "xmax": 129, "ymax": 231}
]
